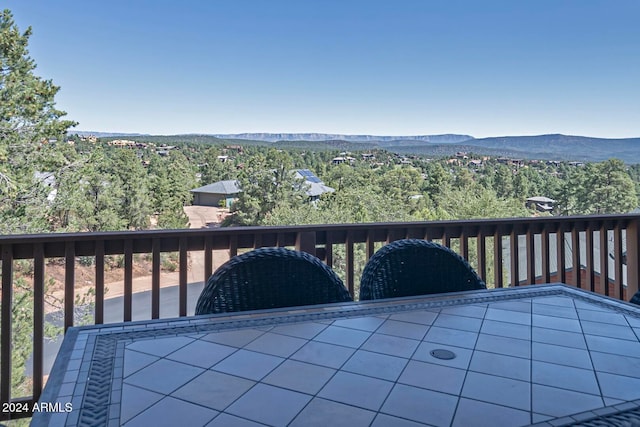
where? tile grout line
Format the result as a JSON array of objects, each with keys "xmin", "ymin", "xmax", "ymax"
[
  {"xmin": 578, "ymin": 295, "xmax": 608, "ymax": 419},
  {"xmin": 373, "ymin": 305, "xmax": 438, "ymax": 426},
  {"xmin": 529, "ymin": 297, "xmax": 534, "ymax": 425},
  {"xmin": 447, "ymin": 302, "xmax": 489, "ymax": 426}
]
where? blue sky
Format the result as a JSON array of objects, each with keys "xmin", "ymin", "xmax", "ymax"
[{"xmin": 5, "ymin": 1, "xmax": 640, "ymax": 138}]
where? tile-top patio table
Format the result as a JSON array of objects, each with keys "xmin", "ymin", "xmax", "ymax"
[{"xmin": 34, "ymin": 284, "xmax": 640, "ymax": 427}]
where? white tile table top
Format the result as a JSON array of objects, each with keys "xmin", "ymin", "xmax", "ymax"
[{"xmin": 34, "ymin": 284, "xmax": 640, "ymax": 427}]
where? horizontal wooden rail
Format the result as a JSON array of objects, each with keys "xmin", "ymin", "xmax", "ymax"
[{"xmin": 1, "ymin": 213, "xmax": 639, "ymax": 420}]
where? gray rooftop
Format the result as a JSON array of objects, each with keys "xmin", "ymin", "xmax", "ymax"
[
  {"xmin": 526, "ymin": 196, "xmax": 556, "ymax": 203},
  {"xmin": 191, "ymin": 180, "xmax": 241, "ymax": 195},
  {"xmin": 305, "ymin": 181, "xmax": 335, "ymax": 197}
]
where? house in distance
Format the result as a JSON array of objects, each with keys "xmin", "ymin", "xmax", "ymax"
[
  {"xmin": 293, "ymin": 169, "xmax": 335, "ymax": 201},
  {"xmin": 191, "ymin": 169, "xmax": 333, "ymax": 208},
  {"xmin": 526, "ymin": 196, "xmax": 556, "ymax": 213},
  {"xmin": 191, "ymin": 180, "xmax": 241, "ymax": 207}
]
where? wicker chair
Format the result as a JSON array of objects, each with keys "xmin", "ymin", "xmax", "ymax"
[
  {"xmin": 359, "ymin": 239, "xmax": 486, "ymax": 300},
  {"xmin": 195, "ymin": 247, "xmax": 352, "ymax": 314},
  {"xmin": 630, "ymin": 291, "xmax": 640, "ymax": 306}
]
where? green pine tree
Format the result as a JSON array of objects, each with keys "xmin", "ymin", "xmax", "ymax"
[{"xmin": 1, "ymin": 9, "xmax": 77, "ymax": 233}]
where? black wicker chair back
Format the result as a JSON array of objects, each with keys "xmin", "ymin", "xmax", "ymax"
[
  {"xmin": 359, "ymin": 239, "xmax": 486, "ymax": 300},
  {"xmin": 195, "ymin": 247, "xmax": 352, "ymax": 314}
]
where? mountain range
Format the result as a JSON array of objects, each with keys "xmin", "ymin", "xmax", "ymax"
[
  {"xmin": 73, "ymin": 132, "xmax": 640, "ymax": 163},
  {"xmin": 211, "ymin": 133, "xmax": 474, "ymax": 144}
]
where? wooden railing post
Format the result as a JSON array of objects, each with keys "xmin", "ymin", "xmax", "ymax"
[
  {"xmin": 627, "ymin": 217, "xmax": 640, "ymax": 300},
  {"xmin": 1, "ymin": 244, "xmax": 13, "ymax": 409}
]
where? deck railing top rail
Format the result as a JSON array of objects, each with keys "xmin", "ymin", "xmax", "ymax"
[{"xmin": 1, "ymin": 213, "xmax": 639, "ymax": 259}]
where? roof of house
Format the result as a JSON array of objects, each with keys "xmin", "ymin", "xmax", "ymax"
[
  {"xmin": 293, "ymin": 169, "xmax": 335, "ymax": 196},
  {"xmin": 526, "ymin": 196, "xmax": 556, "ymax": 203},
  {"xmin": 190, "ymin": 180, "xmax": 241, "ymax": 195},
  {"xmin": 305, "ymin": 182, "xmax": 335, "ymax": 197},
  {"xmin": 294, "ymin": 169, "xmax": 322, "ymax": 183}
]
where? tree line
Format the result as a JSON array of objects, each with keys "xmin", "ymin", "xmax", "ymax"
[{"xmin": 3, "ymin": 135, "xmax": 638, "ymax": 235}]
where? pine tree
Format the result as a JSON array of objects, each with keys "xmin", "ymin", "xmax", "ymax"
[
  {"xmin": 109, "ymin": 149, "xmax": 152, "ymax": 229},
  {"xmin": 1, "ymin": 9, "xmax": 77, "ymax": 233}
]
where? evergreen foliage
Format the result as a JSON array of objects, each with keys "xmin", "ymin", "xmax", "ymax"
[{"xmin": 1, "ymin": 9, "xmax": 77, "ymax": 233}]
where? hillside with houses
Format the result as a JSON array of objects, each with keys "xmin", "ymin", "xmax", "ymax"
[{"xmin": 5, "ymin": 133, "xmax": 637, "ymax": 236}]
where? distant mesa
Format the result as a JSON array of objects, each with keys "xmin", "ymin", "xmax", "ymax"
[
  {"xmin": 212, "ymin": 133, "xmax": 475, "ymax": 143},
  {"xmin": 72, "ymin": 131, "xmax": 151, "ymax": 137}
]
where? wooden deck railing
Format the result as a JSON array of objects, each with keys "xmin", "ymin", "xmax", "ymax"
[{"xmin": 1, "ymin": 213, "xmax": 639, "ymax": 420}]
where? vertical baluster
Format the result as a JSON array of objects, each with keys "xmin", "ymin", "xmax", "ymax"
[
  {"xmin": 585, "ymin": 226, "xmax": 595, "ymax": 292},
  {"xmin": 179, "ymin": 237, "xmax": 188, "ymax": 317},
  {"xmin": 557, "ymin": 229, "xmax": 566, "ymax": 284},
  {"xmin": 540, "ymin": 229, "xmax": 550, "ymax": 284},
  {"xmin": 572, "ymin": 228, "xmax": 581, "ymax": 288},
  {"xmin": 493, "ymin": 231, "xmax": 503, "ymax": 288},
  {"xmin": 526, "ymin": 228, "xmax": 535, "ymax": 285},
  {"xmin": 443, "ymin": 231, "xmax": 451, "ymax": 248},
  {"xmin": 424, "ymin": 227, "xmax": 432, "ymax": 242},
  {"xmin": 152, "ymin": 239, "xmax": 161, "ymax": 319},
  {"xmin": 346, "ymin": 232, "xmax": 355, "ymax": 297},
  {"xmin": 599, "ymin": 227, "xmax": 610, "ymax": 296},
  {"xmin": 510, "ymin": 231, "xmax": 520, "ymax": 287},
  {"xmin": 64, "ymin": 242, "xmax": 75, "ymax": 331},
  {"xmin": 613, "ymin": 224, "xmax": 624, "ymax": 300},
  {"xmin": 325, "ymin": 243, "xmax": 333, "ymax": 268},
  {"xmin": 229, "ymin": 235, "xmax": 238, "ymax": 258},
  {"xmin": 124, "ymin": 239, "xmax": 133, "ymax": 322},
  {"xmin": 477, "ymin": 233, "xmax": 486, "ymax": 282},
  {"xmin": 366, "ymin": 230, "xmax": 375, "ymax": 261},
  {"xmin": 95, "ymin": 240, "xmax": 105, "ymax": 324},
  {"xmin": 295, "ymin": 231, "xmax": 316, "ymax": 256},
  {"xmin": 460, "ymin": 231, "xmax": 468, "ymax": 261},
  {"xmin": 33, "ymin": 244, "xmax": 45, "ymax": 401},
  {"xmin": 204, "ymin": 235, "xmax": 213, "ymax": 281}
]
